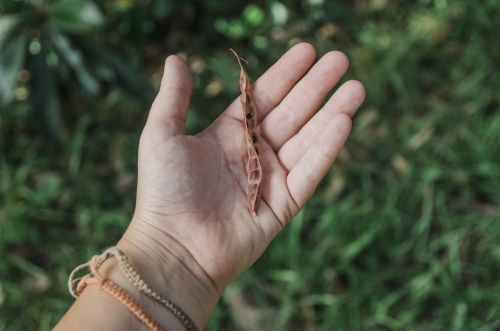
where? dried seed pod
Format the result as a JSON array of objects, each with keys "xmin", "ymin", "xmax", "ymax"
[{"xmin": 230, "ymin": 49, "xmax": 262, "ymax": 216}]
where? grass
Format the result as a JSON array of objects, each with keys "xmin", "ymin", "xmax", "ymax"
[{"xmin": 1, "ymin": 0, "xmax": 500, "ymax": 330}]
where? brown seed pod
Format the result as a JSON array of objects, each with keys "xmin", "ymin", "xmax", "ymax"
[{"xmin": 230, "ymin": 48, "xmax": 262, "ymax": 216}]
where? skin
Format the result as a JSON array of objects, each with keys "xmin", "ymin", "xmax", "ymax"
[{"xmin": 54, "ymin": 43, "xmax": 365, "ymax": 331}]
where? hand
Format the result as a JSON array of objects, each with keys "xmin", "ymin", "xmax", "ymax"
[{"xmin": 118, "ymin": 43, "xmax": 365, "ymax": 329}]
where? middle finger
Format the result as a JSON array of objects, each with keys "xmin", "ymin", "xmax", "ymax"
[{"xmin": 259, "ymin": 51, "xmax": 349, "ymax": 152}]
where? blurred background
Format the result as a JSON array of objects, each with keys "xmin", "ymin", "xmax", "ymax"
[{"xmin": 1, "ymin": 0, "xmax": 500, "ymax": 330}]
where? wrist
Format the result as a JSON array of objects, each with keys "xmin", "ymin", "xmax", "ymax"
[{"xmin": 116, "ymin": 216, "xmax": 222, "ymax": 330}]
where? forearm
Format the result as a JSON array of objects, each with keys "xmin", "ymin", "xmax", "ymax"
[{"xmin": 54, "ymin": 218, "xmax": 221, "ymax": 331}]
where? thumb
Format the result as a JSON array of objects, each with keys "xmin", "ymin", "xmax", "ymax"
[{"xmin": 147, "ymin": 55, "xmax": 192, "ymax": 136}]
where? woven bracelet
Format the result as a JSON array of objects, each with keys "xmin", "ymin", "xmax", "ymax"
[
  {"xmin": 74, "ymin": 255, "xmax": 168, "ymax": 331},
  {"xmin": 69, "ymin": 247, "xmax": 198, "ymax": 331}
]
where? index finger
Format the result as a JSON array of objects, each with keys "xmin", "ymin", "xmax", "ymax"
[{"xmin": 223, "ymin": 43, "xmax": 316, "ymax": 121}]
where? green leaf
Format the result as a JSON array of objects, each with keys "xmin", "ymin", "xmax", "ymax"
[
  {"xmin": 71, "ymin": 36, "xmax": 156, "ymax": 103},
  {"xmin": 0, "ymin": 13, "xmax": 27, "ymax": 50},
  {"xmin": 49, "ymin": 31, "xmax": 99, "ymax": 95},
  {"xmin": 48, "ymin": 0, "xmax": 105, "ymax": 32},
  {"xmin": 0, "ymin": 29, "xmax": 28, "ymax": 105},
  {"xmin": 340, "ymin": 223, "xmax": 383, "ymax": 263},
  {"xmin": 30, "ymin": 49, "xmax": 62, "ymax": 137},
  {"xmin": 100, "ymin": 49, "xmax": 156, "ymax": 103}
]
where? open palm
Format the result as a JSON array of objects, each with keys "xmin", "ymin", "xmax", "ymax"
[{"xmin": 125, "ymin": 43, "xmax": 365, "ymax": 292}]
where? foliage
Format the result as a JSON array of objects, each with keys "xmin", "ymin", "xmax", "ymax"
[
  {"xmin": 1, "ymin": 0, "xmax": 500, "ymax": 330},
  {"xmin": 0, "ymin": 0, "xmax": 155, "ymax": 136}
]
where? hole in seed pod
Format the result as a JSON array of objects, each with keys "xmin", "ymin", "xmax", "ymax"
[
  {"xmin": 246, "ymin": 113, "xmax": 253, "ymax": 119},
  {"xmin": 250, "ymin": 170, "xmax": 260, "ymax": 181},
  {"xmin": 249, "ymin": 183, "xmax": 259, "ymax": 193},
  {"xmin": 252, "ymin": 135, "xmax": 257, "ymax": 143},
  {"xmin": 251, "ymin": 157, "xmax": 259, "ymax": 169},
  {"xmin": 254, "ymin": 148, "xmax": 259, "ymax": 155}
]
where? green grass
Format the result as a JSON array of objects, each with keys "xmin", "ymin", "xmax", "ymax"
[{"xmin": 1, "ymin": 0, "xmax": 500, "ymax": 330}]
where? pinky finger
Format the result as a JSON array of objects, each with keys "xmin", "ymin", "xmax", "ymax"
[{"xmin": 286, "ymin": 113, "xmax": 352, "ymax": 208}]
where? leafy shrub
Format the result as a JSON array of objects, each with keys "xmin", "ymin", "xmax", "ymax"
[{"xmin": 0, "ymin": 0, "xmax": 155, "ymax": 136}]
